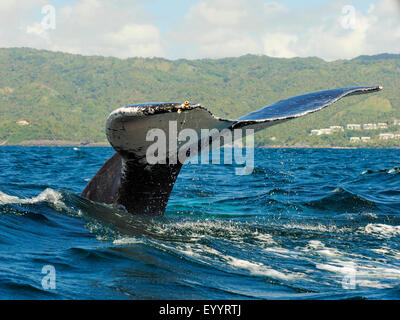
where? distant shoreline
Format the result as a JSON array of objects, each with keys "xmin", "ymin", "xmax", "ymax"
[
  {"xmin": 260, "ymin": 145, "xmax": 399, "ymax": 149},
  {"xmin": 0, "ymin": 140, "xmax": 399, "ymax": 149},
  {"xmin": 0, "ymin": 140, "xmax": 111, "ymax": 147}
]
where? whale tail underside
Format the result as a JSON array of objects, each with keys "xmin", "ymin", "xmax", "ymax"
[{"xmin": 82, "ymin": 86, "xmax": 382, "ymax": 215}]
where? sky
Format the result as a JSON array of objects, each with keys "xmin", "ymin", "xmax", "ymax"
[{"xmin": 1, "ymin": 0, "xmax": 399, "ymax": 61}]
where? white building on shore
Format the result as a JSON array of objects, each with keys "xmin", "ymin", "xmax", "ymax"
[
  {"xmin": 346, "ymin": 124, "xmax": 361, "ymax": 130},
  {"xmin": 364, "ymin": 123, "xmax": 378, "ymax": 130},
  {"xmin": 310, "ymin": 130, "xmax": 320, "ymax": 135},
  {"xmin": 350, "ymin": 137, "xmax": 371, "ymax": 142},
  {"xmin": 329, "ymin": 126, "xmax": 344, "ymax": 132},
  {"xmin": 378, "ymin": 123, "xmax": 388, "ymax": 129},
  {"xmin": 320, "ymin": 128, "xmax": 333, "ymax": 135},
  {"xmin": 16, "ymin": 120, "xmax": 29, "ymax": 126},
  {"xmin": 310, "ymin": 128, "xmax": 333, "ymax": 135},
  {"xmin": 379, "ymin": 133, "xmax": 395, "ymax": 140}
]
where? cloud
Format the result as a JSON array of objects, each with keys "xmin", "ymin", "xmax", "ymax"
[
  {"xmin": 169, "ymin": 0, "xmax": 400, "ymax": 60},
  {"xmin": 104, "ymin": 24, "xmax": 164, "ymax": 58},
  {"xmin": 188, "ymin": 0, "xmax": 248, "ymax": 26},
  {"xmin": 2, "ymin": 0, "xmax": 165, "ymax": 58},
  {"xmin": 169, "ymin": 0, "xmax": 265, "ymax": 58},
  {"xmin": 26, "ymin": 22, "xmax": 48, "ymax": 38},
  {"xmin": 262, "ymin": 33, "xmax": 298, "ymax": 58},
  {"xmin": 0, "ymin": 0, "xmax": 47, "ymax": 45},
  {"xmin": 0, "ymin": 0, "xmax": 399, "ymax": 60}
]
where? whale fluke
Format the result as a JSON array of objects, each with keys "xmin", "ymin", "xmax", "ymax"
[{"xmin": 82, "ymin": 86, "xmax": 382, "ymax": 215}]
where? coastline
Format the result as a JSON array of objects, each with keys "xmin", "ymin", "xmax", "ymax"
[
  {"xmin": 0, "ymin": 140, "xmax": 399, "ymax": 149},
  {"xmin": 259, "ymin": 145, "xmax": 400, "ymax": 149},
  {"xmin": 0, "ymin": 140, "xmax": 111, "ymax": 147}
]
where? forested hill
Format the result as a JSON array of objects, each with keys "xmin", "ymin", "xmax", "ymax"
[{"xmin": 0, "ymin": 48, "xmax": 399, "ymax": 147}]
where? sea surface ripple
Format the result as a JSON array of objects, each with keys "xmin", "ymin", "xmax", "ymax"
[{"xmin": 0, "ymin": 147, "xmax": 399, "ymax": 299}]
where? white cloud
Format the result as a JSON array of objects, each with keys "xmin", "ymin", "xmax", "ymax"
[
  {"xmin": 0, "ymin": 0, "xmax": 399, "ymax": 60},
  {"xmin": 0, "ymin": 0, "xmax": 47, "ymax": 45},
  {"xmin": 169, "ymin": 0, "xmax": 400, "ymax": 60},
  {"xmin": 1, "ymin": 0, "xmax": 165, "ymax": 58},
  {"xmin": 104, "ymin": 24, "xmax": 164, "ymax": 58},
  {"xmin": 188, "ymin": 0, "xmax": 248, "ymax": 26},
  {"xmin": 262, "ymin": 33, "xmax": 298, "ymax": 58},
  {"xmin": 263, "ymin": 1, "xmax": 286, "ymax": 15},
  {"xmin": 48, "ymin": 0, "xmax": 166, "ymax": 58},
  {"xmin": 26, "ymin": 22, "xmax": 47, "ymax": 38}
]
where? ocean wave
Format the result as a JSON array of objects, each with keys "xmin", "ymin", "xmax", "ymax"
[
  {"xmin": 0, "ymin": 278, "xmax": 58, "ymax": 298},
  {"xmin": 0, "ymin": 188, "xmax": 63, "ymax": 205},
  {"xmin": 297, "ymin": 188, "xmax": 376, "ymax": 213},
  {"xmin": 0, "ymin": 189, "xmax": 82, "ymax": 218},
  {"xmin": 315, "ymin": 260, "xmax": 400, "ymax": 289},
  {"xmin": 127, "ymin": 218, "xmax": 277, "ymax": 245},
  {"xmin": 362, "ymin": 223, "xmax": 400, "ymax": 238},
  {"xmin": 362, "ymin": 166, "xmax": 400, "ymax": 175},
  {"xmin": 2, "ymin": 147, "xmax": 400, "ymax": 299}
]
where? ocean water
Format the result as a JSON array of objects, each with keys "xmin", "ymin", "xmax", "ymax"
[{"xmin": 0, "ymin": 146, "xmax": 399, "ymax": 300}]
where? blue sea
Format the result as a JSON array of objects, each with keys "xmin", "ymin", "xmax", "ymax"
[{"xmin": 0, "ymin": 146, "xmax": 399, "ymax": 300}]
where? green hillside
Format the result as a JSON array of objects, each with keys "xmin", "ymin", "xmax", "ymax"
[{"xmin": 0, "ymin": 48, "xmax": 399, "ymax": 147}]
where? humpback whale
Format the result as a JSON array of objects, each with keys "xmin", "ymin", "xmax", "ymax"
[{"xmin": 82, "ymin": 86, "xmax": 382, "ymax": 215}]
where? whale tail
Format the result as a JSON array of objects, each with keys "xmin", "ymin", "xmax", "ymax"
[{"xmin": 82, "ymin": 86, "xmax": 382, "ymax": 215}]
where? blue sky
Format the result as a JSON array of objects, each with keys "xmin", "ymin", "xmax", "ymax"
[{"xmin": 1, "ymin": 0, "xmax": 399, "ymax": 60}]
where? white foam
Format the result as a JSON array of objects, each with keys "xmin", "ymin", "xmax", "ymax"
[
  {"xmin": 0, "ymin": 188, "xmax": 63, "ymax": 205},
  {"xmin": 315, "ymin": 262, "xmax": 351, "ymax": 274},
  {"xmin": 363, "ymin": 223, "xmax": 400, "ymax": 238},
  {"xmin": 371, "ymin": 247, "xmax": 391, "ymax": 255},
  {"xmin": 153, "ymin": 239, "xmax": 300, "ymax": 281},
  {"xmin": 0, "ymin": 192, "xmax": 21, "ymax": 204},
  {"xmin": 301, "ymin": 240, "xmax": 342, "ymax": 257},
  {"xmin": 355, "ymin": 280, "xmax": 395, "ymax": 289},
  {"xmin": 226, "ymin": 256, "xmax": 300, "ymax": 280},
  {"xmin": 362, "ymin": 212, "xmax": 378, "ymax": 219},
  {"xmin": 175, "ymin": 244, "xmax": 200, "ymax": 258},
  {"xmin": 153, "ymin": 219, "xmax": 275, "ymax": 245},
  {"xmin": 307, "ymin": 240, "xmax": 324, "ymax": 249},
  {"xmin": 253, "ymin": 232, "xmax": 276, "ymax": 245},
  {"xmin": 274, "ymin": 222, "xmax": 350, "ymax": 234},
  {"xmin": 315, "ymin": 259, "xmax": 400, "ymax": 289},
  {"xmin": 263, "ymin": 247, "xmax": 293, "ymax": 255},
  {"xmin": 113, "ymin": 237, "xmax": 143, "ymax": 245}
]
